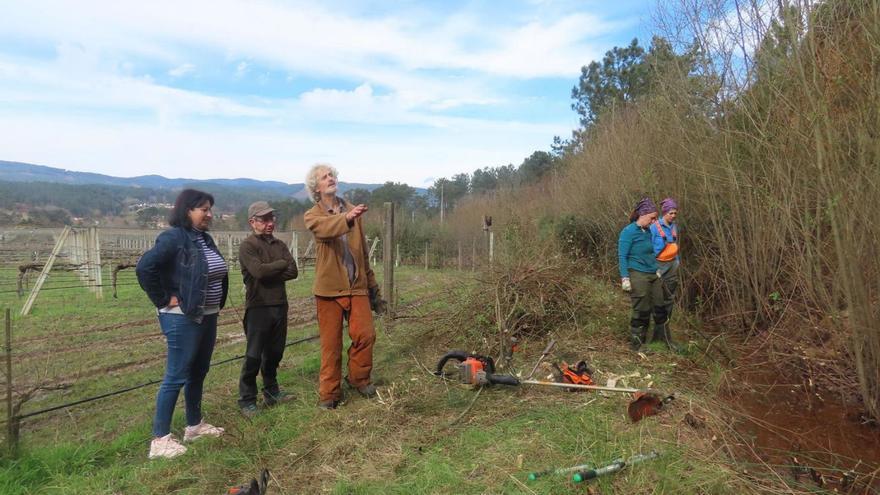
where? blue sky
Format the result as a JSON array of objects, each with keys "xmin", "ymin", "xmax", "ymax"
[{"xmin": 0, "ymin": 0, "xmax": 657, "ymax": 186}]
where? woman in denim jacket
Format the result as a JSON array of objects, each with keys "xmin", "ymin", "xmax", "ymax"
[{"xmin": 136, "ymin": 189, "xmax": 228, "ymax": 459}]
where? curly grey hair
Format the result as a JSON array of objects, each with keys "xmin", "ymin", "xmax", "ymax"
[{"xmin": 304, "ymin": 163, "xmax": 338, "ymax": 203}]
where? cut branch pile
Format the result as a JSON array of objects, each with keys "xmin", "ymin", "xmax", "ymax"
[{"xmin": 442, "ymin": 250, "xmax": 586, "ymax": 365}]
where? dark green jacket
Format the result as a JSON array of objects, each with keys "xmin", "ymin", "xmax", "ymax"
[{"xmin": 239, "ymin": 234, "xmax": 298, "ymax": 308}]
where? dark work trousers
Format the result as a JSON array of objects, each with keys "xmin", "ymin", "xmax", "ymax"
[
  {"xmin": 628, "ymin": 269, "xmax": 668, "ymax": 330},
  {"xmin": 656, "ymin": 260, "xmax": 679, "ymax": 324},
  {"xmin": 238, "ymin": 304, "xmax": 288, "ymax": 407}
]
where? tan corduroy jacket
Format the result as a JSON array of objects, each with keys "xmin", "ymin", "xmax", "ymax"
[{"xmin": 304, "ymin": 199, "xmax": 378, "ymax": 297}]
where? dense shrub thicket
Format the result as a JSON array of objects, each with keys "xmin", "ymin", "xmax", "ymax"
[{"xmin": 435, "ymin": 0, "xmax": 880, "ymax": 420}]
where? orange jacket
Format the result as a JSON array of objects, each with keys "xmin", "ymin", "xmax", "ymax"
[{"xmin": 303, "ymin": 199, "xmax": 378, "ymax": 297}]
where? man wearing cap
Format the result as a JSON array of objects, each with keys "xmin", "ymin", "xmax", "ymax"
[{"xmin": 237, "ymin": 201, "xmax": 298, "ymax": 417}]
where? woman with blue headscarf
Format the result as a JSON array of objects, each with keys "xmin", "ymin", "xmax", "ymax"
[{"xmin": 617, "ymin": 197, "xmax": 666, "ymax": 352}]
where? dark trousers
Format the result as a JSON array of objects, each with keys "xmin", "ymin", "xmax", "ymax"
[
  {"xmin": 656, "ymin": 261, "xmax": 679, "ymax": 323},
  {"xmin": 238, "ymin": 304, "xmax": 288, "ymax": 407},
  {"xmin": 628, "ymin": 269, "xmax": 668, "ymax": 329}
]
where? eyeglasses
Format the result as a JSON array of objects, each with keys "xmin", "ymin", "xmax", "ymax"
[{"xmin": 253, "ymin": 215, "xmax": 277, "ymax": 223}]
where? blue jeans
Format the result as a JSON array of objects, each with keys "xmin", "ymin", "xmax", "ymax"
[{"xmin": 152, "ymin": 313, "xmax": 217, "ymax": 437}]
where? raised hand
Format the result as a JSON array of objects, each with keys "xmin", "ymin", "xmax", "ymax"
[{"xmin": 346, "ymin": 204, "xmax": 369, "ymax": 222}]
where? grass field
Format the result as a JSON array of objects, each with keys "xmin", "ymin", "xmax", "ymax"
[{"xmin": 0, "ymin": 263, "xmax": 754, "ymax": 494}]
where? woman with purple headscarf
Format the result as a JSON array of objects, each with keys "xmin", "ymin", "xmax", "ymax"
[
  {"xmin": 617, "ymin": 197, "xmax": 666, "ymax": 352},
  {"xmin": 649, "ymin": 198, "xmax": 681, "ymax": 350}
]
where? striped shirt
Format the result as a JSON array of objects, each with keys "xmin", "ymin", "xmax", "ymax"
[{"xmin": 195, "ymin": 231, "xmax": 227, "ymax": 310}]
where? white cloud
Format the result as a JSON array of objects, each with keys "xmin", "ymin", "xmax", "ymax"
[
  {"xmin": 0, "ymin": 1, "xmax": 617, "ymax": 81},
  {"xmin": 0, "ymin": 1, "xmax": 622, "ymax": 117},
  {"xmin": 0, "ymin": 0, "xmax": 635, "ymax": 182},
  {"xmin": 0, "ymin": 114, "xmax": 567, "ymax": 184},
  {"xmin": 235, "ymin": 61, "xmax": 249, "ymax": 78},
  {"xmin": 168, "ymin": 63, "xmax": 195, "ymax": 77},
  {"xmin": 0, "ymin": 56, "xmax": 269, "ymax": 120}
]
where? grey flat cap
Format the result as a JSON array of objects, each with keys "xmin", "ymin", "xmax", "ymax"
[{"xmin": 248, "ymin": 201, "xmax": 275, "ymax": 218}]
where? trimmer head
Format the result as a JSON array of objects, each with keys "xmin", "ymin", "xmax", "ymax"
[
  {"xmin": 627, "ymin": 391, "xmax": 674, "ymax": 422},
  {"xmin": 227, "ymin": 469, "xmax": 269, "ymax": 495}
]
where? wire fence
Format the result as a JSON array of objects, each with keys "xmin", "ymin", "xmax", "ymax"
[
  {"xmin": 8, "ymin": 333, "xmax": 319, "ymax": 423},
  {"xmin": 0, "ymin": 280, "xmax": 323, "ymax": 451},
  {"xmin": 0, "ymin": 223, "xmax": 492, "ymax": 451}
]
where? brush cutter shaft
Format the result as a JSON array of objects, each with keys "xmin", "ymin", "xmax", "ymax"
[
  {"xmin": 528, "ymin": 462, "xmax": 595, "ymax": 480},
  {"xmin": 519, "ymin": 379, "xmax": 639, "ymax": 393},
  {"xmin": 526, "ymin": 339, "xmax": 556, "ymax": 380},
  {"xmin": 572, "ymin": 451, "xmax": 660, "ymax": 483}
]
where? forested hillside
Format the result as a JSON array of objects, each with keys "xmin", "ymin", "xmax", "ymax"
[{"xmin": 0, "ymin": 162, "xmax": 427, "ymax": 227}]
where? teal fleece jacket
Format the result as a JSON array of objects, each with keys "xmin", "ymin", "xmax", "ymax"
[{"xmin": 618, "ymin": 222, "xmax": 658, "ymax": 278}]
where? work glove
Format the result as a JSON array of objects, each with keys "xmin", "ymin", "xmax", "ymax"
[
  {"xmin": 368, "ymin": 286, "xmax": 388, "ymax": 315},
  {"xmin": 621, "ymin": 277, "xmax": 631, "ymax": 292}
]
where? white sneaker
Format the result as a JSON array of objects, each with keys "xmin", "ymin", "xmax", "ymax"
[
  {"xmin": 183, "ymin": 421, "xmax": 225, "ymax": 442},
  {"xmin": 149, "ymin": 434, "xmax": 187, "ymax": 459}
]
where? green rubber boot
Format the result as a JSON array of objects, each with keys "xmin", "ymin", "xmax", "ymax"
[
  {"xmin": 629, "ymin": 327, "xmax": 648, "ymax": 353},
  {"xmin": 654, "ymin": 323, "xmax": 682, "ymax": 352}
]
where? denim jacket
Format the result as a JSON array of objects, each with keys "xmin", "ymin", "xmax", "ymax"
[{"xmin": 136, "ymin": 227, "xmax": 229, "ymax": 323}]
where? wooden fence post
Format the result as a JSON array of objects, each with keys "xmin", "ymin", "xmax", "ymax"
[
  {"xmin": 383, "ymin": 203, "xmax": 395, "ymax": 320},
  {"xmin": 90, "ymin": 227, "xmax": 103, "ymax": 300},
  {"xmin": 424, "ymin": 242, "xmax": 429, "ymax": 270},
  {"xmin": 489, "ymin": 232, "xmax": 494, "ymax": 266},
  {"xmin": 471, "ymin": 238, "xmax": 476, "ymax": 272},
  {"xmin": 291, "ymin": 231, "xmax": 299, "ymax": 270},
  {"xmin": 368, "ymin": 237, "xmax": 380, "ymax": 267},
  {"xmin": 21, "ymin": 226, "xmax": 71, "ymax": 316},
  {"xmin": 5, "ymin": 309, "xmax": 17, "ymax": 454}
]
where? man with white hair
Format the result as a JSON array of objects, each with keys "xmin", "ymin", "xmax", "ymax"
[{"xmin": 303, "ymin": 164, "xmax": 384, "ymax": 409}]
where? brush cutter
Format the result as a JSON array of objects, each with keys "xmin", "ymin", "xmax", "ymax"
[{"xmin": 435, "ymin": 351, "xmax": 674, "ymax": 422}]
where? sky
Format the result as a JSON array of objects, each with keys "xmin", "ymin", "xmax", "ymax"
[{"xmin": 0, "ymin": 0, "xmax": 656, "ymax": 186}]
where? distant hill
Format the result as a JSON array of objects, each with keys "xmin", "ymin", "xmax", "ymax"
[
  {"xmin": 0, "ymin": 160, "xmax": 425, "ymax": 226},
  {"xmin": 0, "ymin": 160, "xmax": 419, "ymax": 201}
]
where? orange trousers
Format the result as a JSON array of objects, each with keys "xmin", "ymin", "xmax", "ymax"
[{"xmin": 314, "ymin": 295, "xmax": 376, "ymax": 402}]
